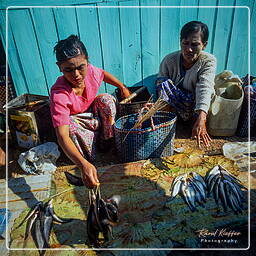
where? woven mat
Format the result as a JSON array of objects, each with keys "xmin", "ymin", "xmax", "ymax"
[{"xmin": 8, "ymin": 155, "xmax": 250, "ymax": 255}]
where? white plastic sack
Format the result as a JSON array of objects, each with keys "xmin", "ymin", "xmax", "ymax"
[
  {"xmin": 18, "ymin": 142, "xmax": 60, "ymax": 174},
  {"xmin": 222, "ymin": 141, "xmax": 256, "ymax": 172}
]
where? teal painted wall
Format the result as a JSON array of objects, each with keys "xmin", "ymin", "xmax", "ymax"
[{"xmin": 0, "ymin": 0, "xmax": 255, "ymax": 97}]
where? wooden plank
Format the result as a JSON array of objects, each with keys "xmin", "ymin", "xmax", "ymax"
[
  {"xmin": 1, "ymin": 0, "xmax": 103, "ymax": 9},
  {"xmin": 250, "ymin": 0, "xmax": 256, "ymax": 75},
  {"xmin": 31, "ymin": 8, "xmax": 60, "ymax": 93},
  {"xmin": 197, "ymin": 0, "xmax": 219, "ymax": 54},
  {"xmin": 119, "ymin": 0, "xmax": 141, "ymax": 87},
  {"xmin": 8, "ymin": 8, "xmax": 49, "ymax": 95},
  {"xmin": 53, "ymin": 7, "xmax": 78, "ymax": 40},
  {"xmin": 0, "ymin": 10, "xmax": 28, "ymax": 95},
  {"xmin": 160, "ymin": 1, "xmax": 181, "ymax": 62},
  {"xmin": 179, "ymin": 0, "xmax": 199, "ymax": 29},
  {"xmin": 97, "ymin": 2, "xmax": 123, "ymax": 94},
  {"xmin": 76, "ymin": 5, "xmax": 106, "ymax": 94},
  {"xmin": 212, "ymin": 0, "xmax": 236, "ymax": 74},
  {"xmin": 226, "ymin": 6, "xmax": 249, "ymax": 77},
  {"xmin": 140, "ymin": 0, "xmax": 160, "ymax": 96}
]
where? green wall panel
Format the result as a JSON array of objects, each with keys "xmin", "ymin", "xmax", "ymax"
[
  {"xmin": 53, "ymin": 7, "xmax": 79, "ymax": 40},
  {"xmin": 97, "ymin": 2, "xmax": 123, "ymax": 94},
  {"xmin": 76, "ymin": 5, "xmax": 106, "ymax": 94},
  {"xmin": 251, "ymin": 0, "xmax": 256, "ymax": 74},
  {"xmin": 197, "ymin": 0, "xmax": 219, "ymax": 54},
  {"xmin": 31, "ymin": 8, "xmax": 60, "ymax": 90},
  {"xmin": 212, "ymin": 0, "xmax": 236, "ymax": 74},
  {"xmin": 119, "ymin": 0, "xmax": 141, "ymax": 87},
  {"xmin": 140, "ymin": 0, "xmax": 160, "ymax": 95},
  {"xmin": 160, "ymin": 2, "xmax": 181, "ymax": 62},
  {"xmin": 0, "ymin": 10, "xmax": 28, "ymax": 95},
  {"xmin": 8, "ymin": 8, "xmax": 49, "ymax": 95},
  {"xmin": 0, "ymin": 0, "xmax": 255, "ymax": 97},
  {"xmin": 226, "ymin": 6, "xmax": 249, "ymax": 77}
]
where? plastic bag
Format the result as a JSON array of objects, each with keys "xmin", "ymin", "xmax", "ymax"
[{"xmin": 18, "ymin": 142, "xmax": 60, "ymax": 174}]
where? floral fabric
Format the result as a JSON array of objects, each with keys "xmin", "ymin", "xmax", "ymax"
[{"xmin": 69, "ymin": 94, "xmax": 116, "ymax": 161}]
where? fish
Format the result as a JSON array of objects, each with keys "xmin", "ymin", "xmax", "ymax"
[
  {"xmin": 64, "ymin": 171, "xmax": 84, "ymax": 186},
  {"xmin": 190, "ymin": 177, "xmax": 206, "ymax": 202},
  {"xmin": 24, "ymin": 209, "xmax": 39, "ymax": 241},
  {"xmin": 189, "ymin": 179, "xmax": 205, "ymax": 207},
  {"xmin": 107, "ymin": 195, "xmax": 121, "ymax": 208},
  {"xmin": 41, "ymin": 201, "xmax": 54, "ymax": 248},
  {"xmin": 86, "ymin": 196, "xmax": 101, "ymax": 247},
  {"xmin": 48, "ymin": 199, "xmax": 73, "ymax": 223},
  {"xmin": 31, "ymin": 210, "xmax": 47, "ymax": 256},
  {"xmin": 218, "ymin": 181, "xmax": 228, "ymax": 212},
  {"xmin": 180, "ymin": 181, "xmax": 196, "ymax": 212},
  {"xmin": 16, "ymin": 201, "xmax": 43, "ymax": 231},
  {"xmin": 86, "ymin": 188, "xmax": 121, "ymax": 246},
  {"xmin": 191, "ymin": 172, "xmax": 207, "ymax": 189}
]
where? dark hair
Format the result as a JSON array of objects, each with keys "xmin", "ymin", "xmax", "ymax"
[
  {"xmin": 54, "ymin": 35, "xmax": 88, "ymax": 62},
  {"xmin": 180, "ymin": 21, "xmax": 209, "ymax": 44}
]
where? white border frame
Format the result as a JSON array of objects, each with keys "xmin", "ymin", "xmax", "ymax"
[{"xmin": 4, "ymin": 4, "xmax": 251, "ymax": 252}]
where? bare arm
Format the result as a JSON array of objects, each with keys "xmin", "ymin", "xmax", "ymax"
[
  {"xmin": 55, "ymin": 125, "xmax": 99, "ymax": 188},
  {"xmin": 103, "ymin": 71, "xmax": 131, "ymax": 98},
  {"xmin": 0, "ymin": 146, "xmax": 5, "ymax": 166}
]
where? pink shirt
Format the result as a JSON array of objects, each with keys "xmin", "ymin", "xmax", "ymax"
[{"xmin": 50, "ymin": 64, "xmax": 104, "ymax": 128}]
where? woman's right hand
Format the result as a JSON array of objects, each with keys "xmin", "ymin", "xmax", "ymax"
[{"xmin": 81, "ymin": 161, "xmax": 100, "ymax": 188}]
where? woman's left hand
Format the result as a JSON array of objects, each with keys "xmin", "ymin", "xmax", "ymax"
[
  {"xmin": 120, "ymin": 86, "xmax": 131, "ymax": 99},
  {"xmin": 191, "ymin": 111, "xmax": 212, "ymax": 148}
]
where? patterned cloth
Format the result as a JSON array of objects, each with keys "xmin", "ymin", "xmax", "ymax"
[
  {"xmin": 158, "ymin": 51, "xmax": 216, "ymax": 113},
  {"xmin": 157, "ymin": 78, "xmax": 195, "ymax": 121},
  {"xmin": 69, "ymin": 94, "xmax": 116, "ymax": 161}
]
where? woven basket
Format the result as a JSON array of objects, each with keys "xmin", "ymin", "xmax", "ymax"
[{"xmin": 114, "ymin": 111, "xmax": 177, "ymax": 162}]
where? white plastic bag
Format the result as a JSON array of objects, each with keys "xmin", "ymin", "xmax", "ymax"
[{"xmin": 18, "ymin": 142, "xmax": 60, "ymax": 174}]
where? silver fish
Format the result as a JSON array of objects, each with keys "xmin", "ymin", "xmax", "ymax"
[
  {"xmin": 180, "ymin": 181, "xmax": 196, "ymax": 212},
  {"xmin": 206, "ymin": 165, "xmax": 220, "ymax": 184},
  {"xmin": 170, "ymin": 179, "xmax": 182, "ymax": 200},
  {"xmin": 189, "ymin": 179, "xmax": 205, "ymax": 207},
  {"xmin": 42, "ymin": 202, "xmax": 53, "ymax": 248},
  {"xmin": 48, "ymin": 199, "xmax": 72, "ymax": 223},
  {"xmin": 31, "ymin": 211, "xmax": 47, "ymax": 256},
  {"xmin": 16, "ymin": 201, "xmax": 43, "ymax": 230},
  {"xmin": 191, "ymin": 177, "xmax": 206, "ymax": 201},
  {"xmin": 24, "ymin": 209, "xmax": 39, "ymax": 241},
  {"xmin": 218, "ymin": 181, "xmax": 228, "ymax": 212},
  {"xmin": 191, "ymin": 172, "xmax": 207, "ymax": 189}
]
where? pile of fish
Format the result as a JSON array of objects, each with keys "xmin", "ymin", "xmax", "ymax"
[
  {"xmin": 64, "ymin": 171, "xmax": 121, "ymax": 247},
  {"xmin": 87, "ymin": 188, "xmax": 120, "ymax": 247},
  {"xmin": 169, "ymin": 172, "xmax": 207, "ymax": 212},
  {"xmin": 169, "ymin": 165, "xmax": 247, "ymax": 214},
  {"xmin": 205, "ymin": 165, "xmax": 247, "ymax": 214},
  {"xmin": 16, "ymin": 199, "xmax": 72, "ymax": 255}
]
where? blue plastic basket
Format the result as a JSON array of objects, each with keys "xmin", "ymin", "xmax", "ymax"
[{"xmin": 114, "ymin": 111, "xmax": 177, "ymax": 162}]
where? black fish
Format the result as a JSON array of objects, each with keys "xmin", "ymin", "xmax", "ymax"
[
  {"xmin": 41, "ymin": 202, "xmax": 53, "ymax": 248},
  {"xmin": 64, "ymin": 172, "xmax": 84, "ymax": 186},
  {"xmin": 87, "ymin": 199, "xmax": 101, "ymax": 247},
  {"xmin": 31, "ymin": 210, "xmax": 48, "ymax": 256}
]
